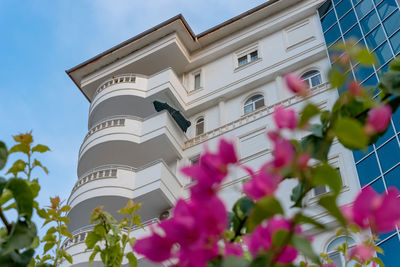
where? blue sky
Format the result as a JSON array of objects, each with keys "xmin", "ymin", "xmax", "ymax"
[{"xmin": 0, "ymin": 0, "xmax": 267, "ymax": 231}]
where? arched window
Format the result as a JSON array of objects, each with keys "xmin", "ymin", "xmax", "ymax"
[
  {"xmin": 195, "ymin": 118, "xmax": 204, "ymax": 136},
  {"xmin": 301, "ymin": 70, "xmax": 322, "ymax": 88},
  {"xmin": 244, "ymin": 94, "xmax": 264, "ymax": 114},
  {"xmin": 327, "ymin": 236, "xmax": 356, "ymax": 267}
]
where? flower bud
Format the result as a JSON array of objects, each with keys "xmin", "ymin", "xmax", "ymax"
[{"xmin": 284, "ymin": 73, "xmax": 309, "ymax": 96}]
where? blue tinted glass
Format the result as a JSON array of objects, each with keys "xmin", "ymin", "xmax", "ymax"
[
  {"xmin": 383, "ymin": 11, "xmax": 400, "ymax": 36},
  {"xmin": 340, "ymin": 10, "xmax": 357, "ymax": 33},
  {"xmin": 353, "ymin": 145, "xmax": 374, "ymax": 162},
  {"xmin": 344, "ymin": 24, "xmax": 363, "ymax": 41},
  {"xmin": 325, "ymin": 23, "xmax": 342, "ymax": 45},
  {"xmin": 368, "ymin": 178, "xmax": 385, "ymax": 194},
  {"xmin": 376, "ymin": 125, "xmax": 395, "ymax": 147},
  {"xmin": 377, "ymin": 0, "xmax": 398, "ymax": 20},
  {"xmin": 365, "ymin": 26, "xmax": 386, "ymax": 50},
  {"xmin": 393, "ymin": 108, "xmax": 400, "ymax": 131},
  {"xmin": 355, "ymin": 64, "xmax": 374, "ymax": 81},
  {"xmin": 360, "ymin": 11, "xmax": 379, "ymax": 34},
  {"xmin": 379, "ymin": 61, "xmax": 390, "ymax": 73},
  {"xmin": 356, "ymin": 153, "xmax": 381, "ymax": 185},
  {"xmin": 322, "ymin": 9, "xmax": 338, "ymax": 32},
  {"xmin": 390, "ymin": 29, "xmax": 400, "ymax": 54},
  {"xmin": 379, "ymin": 235, "xmax": 400, "ymax": 267},
  {"xmin": 336, "ymin": 0, "xmax": 353, "ymax": 18},
  {"xmin": 362, "ymin": 73, "xmax": 378, "ymax": 86},
  {"xmin": 378, "ymin": 231, "xmax": 397, "ymax": 244},
  {"xmin": 375, "ymin": 42, "xmax": 393, "ymax": 67},
  {"xmin": 355, "ymin": 0, "xmax": 374, "ymax": 18},
  {"xmin": 385, "ymin": 164, "xmax": 400, "ymax": 190},
  {"xmin": 377, "ymin": 138, "xmax": 400, "ymax": 172}
]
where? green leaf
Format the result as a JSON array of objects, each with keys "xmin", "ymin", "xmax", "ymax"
[
  {"xmin": 292, "ymin": 235, "xmax": 321, "ymax": 264},
  {"xmin": 309, "ymin": 124, "xmax": 324, "ymax": 138},
  {"xmin": 328, "ymin": 66, "xmax": 347, "ymax": 88},
  {"xmin": 85, "ymin": 232, "xmax": 101, "ymax": 249},
  {"xmin": 43, "ymin": 241, "xmax": 55, "ymax": 254},
  {"xmin": 249, "ymin": 254, "xmax": 269, "ymax": 267},
  {"xmin": 6, "ymin": 178, "xmax": 34, "ymax": 219},
  {"xmin": 272, "ymin": 229, "xmax": 290, "ymax": 247},
  {"xmin": 318, "ymin": 195, "xmax": 346, "ymax": 226},
  {"xmin": 4, "ymin": 220, "xmax": 37, "ymax": 253},
  {"xmin": 31, "ymin": 144, "xmax": 50, "ymax": 153},
  {"xmin": 36, "ymin": 208, "xmax": 47, "ymax": 219},
  {"xmin": 294, "ymin": 214, "xmax": 326, "ymax": 230},
  {"xmin": 60, "ymin": 224, "xmax": 72, "ymax": 238},
  {"xmin": 118, "ymin": 200, "xmax": 141, "ymax": 215},
  {"xmin": 291, "ymin": 182, "xmax": 306, "ymax": 208},
  {"xmin": 0, "ymin": 141, "xmax": 7, "ymax": 170},
  {"xmin": 299, "ymin": 104, "xmax": 320, "ymax": 128},
  {"xmin": 88, "ymin": 245, "xmax": 101, "ymax": 265},
  {"xmin": 222, "ymin": 256, "xmax": 249, "ymax": 267},
  {"xmin": 233, "ymin": 196, "xmax": 254, "ymax": 220},
  {"xmin": 8, "ymin": 143, "xmax": 30, "ymax": 154},
  {"xmin": 301, "ymin": 134, "xmax": 332, "ymax": 161},
  {"xmin": 126, "ymin": 252, "xmax": 137, "ymax": 267},
  {"xmin": 389, "ymin": 56, "xmax": 400, "ymax": 72},
  {"xmin": 354, "ymin": 48, "xmax": 375, "ymax": 65},
  {"xmin": 6, "ymin": 160, "xmax": 26, "ymax": 177},
  {"xmin": 247, "ymin": 197, "xmax": 283, "ymax": 232},
  {"xmin": 313, "ymin": 164, "xmax": 342, "ymax": 195},
  {"xmin": 379, "ymin": 71, "xmax": 400, "ymax": 96},
  {"xmin": 61, "ymin": 250, "xmax": 73, "ymax": 264},
  {"xmin": 0, "ymin": 177, "xmax": 7, "ymax": 196},
  {"xmin": 32, "ymin": 159, "xmax": 48, "ymax": 174},
  {"xmin": 60, "ymin": 205, "xmax": 71, "ymax": 212},
  {"xmin": 334, "ymin": 117, "xmax": 368, "ymax": 150},
  {"xmin": 373, "ymin": 257, "xmax": 385, "ymax": 267}
]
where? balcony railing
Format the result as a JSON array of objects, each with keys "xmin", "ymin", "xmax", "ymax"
[
  {"xmin": 71, "ymin": 167, "xmax": 118, "ymax": 194},
  {"xmin": 184, "ymin": 82, "xmax": 330, "ymax": 148},
  {"xmin": 95, "ymin": 74, "xmax": 136, "ymax": 98},
  {"xmin": 85, "ymin": 118, "xmax": 125, "ymax": 141}
]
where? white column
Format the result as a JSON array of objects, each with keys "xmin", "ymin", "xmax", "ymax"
[
  {"xmin": 218, "ymin": 98, "xmax": 226, "ymax": 126},
  {"xmin": 275, "ymin": 75, "xmax": 285, "ymax": 101}
]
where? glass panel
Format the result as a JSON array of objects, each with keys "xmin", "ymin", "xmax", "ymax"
[
  {"xmin": 375, "ymin": 42, "xmax": 393, "ymax": 67},
  {"xmin": 360, "ymin": 11, "xmax": 379, "ymax": 34},
  {"xmin": 322, "ymin": 9, "xmax": 338, "ymax": 32},
  {"xmin": 383, "ymin": 10, "xmax": 400, "ymax": 36},
  {"xmin": 356, "ymin": 153, "xmax": 381, "ymax": 185},
  {"xmin": 355, "ymin": 0, "xmax": 374, "ymax": 19},
  {"xmin": 238, "ymin": 55, "xmax": 248, "ymax": 67},
  {"xmin": 377, "ymin": 0, "xmax": 397, "ymax": 20},
  {"xmin": 244, "ymin": 104, "xmax": 253, "ymax": 114},
  {"xmin": 362, "ymin": 73, "xmax": 378, "ymax": 86},
  {"xmin": 325, "ymin": 23, "xmax": 342, "ymax": 46},
  {"xmin": 314, "ymin": 185, "xmax": 327, "ymax": 196},
  {"xmin": 344, "ymin": 24, "xmax": 363, "ymax": 41},
  {"xmin": 376, "ymin": 124, "xmax": 395, "ymax": 147},
  {"xmin": 368, "ymin": 178, "xmax": 385, "ymax": 194},
  {"xmin": 311, "ymin": 74, "xmax": 323, "ymax": 87},
  {"xmin": 390, "ymin": 29, "xmax": 400, "ymax": 54},
  {"xmin": 330, "ymin": 252, "xmax": 344, "ymax": 267},
  {"xmin": 355, "ymin": 64, "xmax": 374, "ymax": 81},
  {"xmin": 365, "ymin": 26, "xmax": 385, "ymax": 50},
  {"xmin": 250, "ymin": 50, "xmax": 258, "ymax": 61},
  {"xmin": 353, "ymin": 145, "xmax": 373, "ymax": 162},
  {"xmin": 378, "ymin": 230, "xmax": 396, "ymax": 244},
  {"xmin": 340, "ymin": 10, "xmax": 357, "ymax": 33},
  {"xmin": 379, "ymin": 235, "xmax": 400, "ymax": 267},
  {"xmin": 336, "ymin": 0, "xmax": 353, "ymax": 19},
  {"xmin": 254, "ymin": 99, "xmax": 264, "ymax": 109},
  {"xmin": 379, "ymin": 61, "xmax": 391, "ymax": 73},
  {"xmin": 377, "ymin": 138, "xmax": 400, "ymax": 172},
  {"xmin": 194, "ymin": 73, "xmax": 201, "ymax": 89},
  {"xmin": 384, "ymin": 164, "xmax": 400, "ymax": 190},
  {"xmin": 393, "ymin": 108, "xmax": 400, "ymax": 132}
]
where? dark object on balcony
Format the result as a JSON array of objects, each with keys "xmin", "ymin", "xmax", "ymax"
[{"xmin": 153, "ymin": 101, "xmax": 191, "ymax": 132}]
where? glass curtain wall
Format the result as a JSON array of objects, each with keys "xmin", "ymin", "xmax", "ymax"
[{"xmin": 318, "ymin": 0, "xmax": 400, "ymax": 264}]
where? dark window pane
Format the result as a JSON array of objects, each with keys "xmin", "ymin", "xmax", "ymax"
[
  {"xmin": 368, "ymin": 178, "xmax": 385, "ymax": 194},
  {"xmin": 353, "ymin": 145, "xmax": 374, "ymax": 162},
  {"xmin": 325, "ymin": 23, "xmax": 342, "ymax": 46},
  {"xmin": 375, "ymin": 42, "xmax": 393, "ymax": 67},
  {"xmin": 365, "ymin": 26, "xmax": 386, "ymax": 50},
  {"xmin": 360, "ymin": 11, "xmax": 379, "ymax": 34},
  {"xmin": 385, "ymin": 164, "xmax": 400, "ymax": 191},
  {"xmin": 333, "ymin": 0, "xmax": 342, "ymax": 5},
  {"xmin": 377, "ymin": 0, "xmax": 398, "ymax": 20},
  {"xmin": 322, "ymin": 9, "xmax": 338, "ymax": 32},
  {"xmin": 377, "ymin": 138, "xmax": 400, "ymax": 172},
  {"xmin": 376, "ymin": 124, "xmax": 395, "ymax": 147},
  {"xmin": 355, "ymin": 64, "xmax": 375, "ymax": 81},
  {"xmin": 340, "ymin": 10, "xmax": 357, "ymax": 33},
  {"xmin": 393, "ymin": 108, "xmax": 400, "ymax": 131},
  {"xmin": 379, "ymin": 61, "xmax": 391, "ymax": 73},
  {"xmin": 356, "ymin": 153, "xmax": 381, "ymax": 185},
  {"xmin": 378, "ymin": 230, "xmax": 396, "ymax": 244},
  {"xmin": 383, "ymin": 11, "xmax": 400, "ymax": 36},
  {"xmin": 390, "ymin": 30, "xmax": 400, "ymax": 54},
  {"xmin": 344, "ymin": 24, "xmax": 363, "ymax": 41},
  {"xmin": 336, "ymin": 0, "xmax": 353, "ymax": 18},
  {"xmin": 362, "ymin": 73, "xmax": 378, "ymax": 86},
  {"xmin": 250, "ymin": 51, "xmax": 258, "ymax": 61},
  {"xmin": 379, "ymin": 235, "xmax": 400, "ymax": 267},
  {"xmin": 355, "ymin": 0, "xmax": 374, "ymax": 18}
]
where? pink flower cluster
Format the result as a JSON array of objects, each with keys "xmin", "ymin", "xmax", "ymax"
[
  {"xmin": 365, "ymin": 104, "xmax": 392, "ymax": 135},
  {"xmin": 133, "ymin": 139, "xmax": 238, "ymax": 266},
  {"xmin": 343, "ymin": 186, "xmax": 400, "ymax": 234}
]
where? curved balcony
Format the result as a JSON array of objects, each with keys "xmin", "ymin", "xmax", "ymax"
[
  {"xmin": 67, "ymin": 160, "xmax": 183, "ymax": 233},
  {"xmin": 88, "ymin": 69, "xmax": 187, "ymax": 122},
  {"xmin": 78, "ymin": 110, "xmax": 187, "ymax": 177}
]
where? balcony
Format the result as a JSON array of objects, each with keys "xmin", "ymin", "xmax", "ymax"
[
  {"xmin": 78, "ymin": 110, "xmax": 187, "ymax": 177},
  {"xmin": 88, "ymin": 69, "xmax": 188, "ymax": 127},
  {"xmin": 67, "ymin": 160, "xmax": 183, "ymax": 233}
]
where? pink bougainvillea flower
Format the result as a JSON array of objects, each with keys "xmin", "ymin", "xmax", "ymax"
[
  {"xmin": 348, "ymin": 80, "xmax": 363, "ymax": 97},
  {"xmin": 352, "ymin": 186, "xmax": 400, "ymax": 233},
  {"xmin": 341, "ymin": 204, "xmax": 353, "ymax": 223},
  {"xmin": 271, "ymin": 137, "xmax": 295, "ymax": 168},
  {"xmin": 224, "ymin": 240, "xmax": 243, "ymax": 257},
  {"xmin": 133, "ymin": 231, "xmax": 174, "ymax": 262},
  {"xmin": 296, "ymin": 153, "xmax": 310, "ymax": 170},
  {"xmin": 348, "ymin": 243, "xmax": 375, "ymax": 263},
  {"xmin": 243, "ymin": 163, "xmax": 282, "ymax": 200},
  {"xmin": 273, "ymin": 105, "xmax": 298, "ymax": 130},
  {"xmin": 365, "ymin": 104, "xmax": 392, "ymax": 135},
  {"xmin": 244, "ymin": 218, "xmax": 298, "ymax": 264},
  {"xmin": 320, "ymin": 264, "xmax": 338, "ymax": 267},
  {"xmin": 284, "ymin": 73, "xmax": 309, "ymax": 97}
]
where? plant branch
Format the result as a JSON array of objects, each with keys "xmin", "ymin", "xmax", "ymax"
[{"xmin": 0, "ymin": 208, "xmax": 11, "ymax": 233}]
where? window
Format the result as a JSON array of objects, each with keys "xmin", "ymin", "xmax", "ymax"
[
  {"xmin": 236, "ymin": 47, "xmax": 259, "ymax": 68},
  {"xmin": 327, "ymin": 236, "xmax": 356, "ymax": 267},
  {"xmin": 194, "ymin": 72, "xmax": 201, "ymax": 90},
  {"xmin": 243, "ymin": 94, "xmax": 264, "ymax": 115},
  {"xmin": 301, "ymin": 70, "xmax": 323, "ymax": 88},
  {"xmin": 313, "ymin": 167, "xmax": 342, "ymax": 197},
  {"xmin": 190, "ymin": 155, "xmax": 200, "ymax": 165},
  {"xmin": 195, "ymin": 118, "xmax": 204, "ymax": 136}
]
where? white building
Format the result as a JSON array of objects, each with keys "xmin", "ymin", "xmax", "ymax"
[{"xmin": 63, "ymin": 0, "xmax": 365, "ymax": 266}]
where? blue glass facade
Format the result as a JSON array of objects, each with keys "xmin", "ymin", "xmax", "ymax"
[{"xmin": 318, "ymin": 0, "xmax": 400, "ymax": 265}]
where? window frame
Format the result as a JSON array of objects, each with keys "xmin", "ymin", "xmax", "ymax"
[
  {"xmin": 243, "ymin": 94, "xmax": 265, "ymax": 115},
  {"xmin": 326, "ymin": 236, "xmax": 357, "ymax": 267},
  {"xmin": 195, "ymin": 117, "xmax": 205, "ymax": 136},
  {"xmin": 235, "ymin": 44, "xmax": 261, "ymax": 70},
  {"xmin": 300, "ymin": 69, "xmax": 323, "ymax": 88}
]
